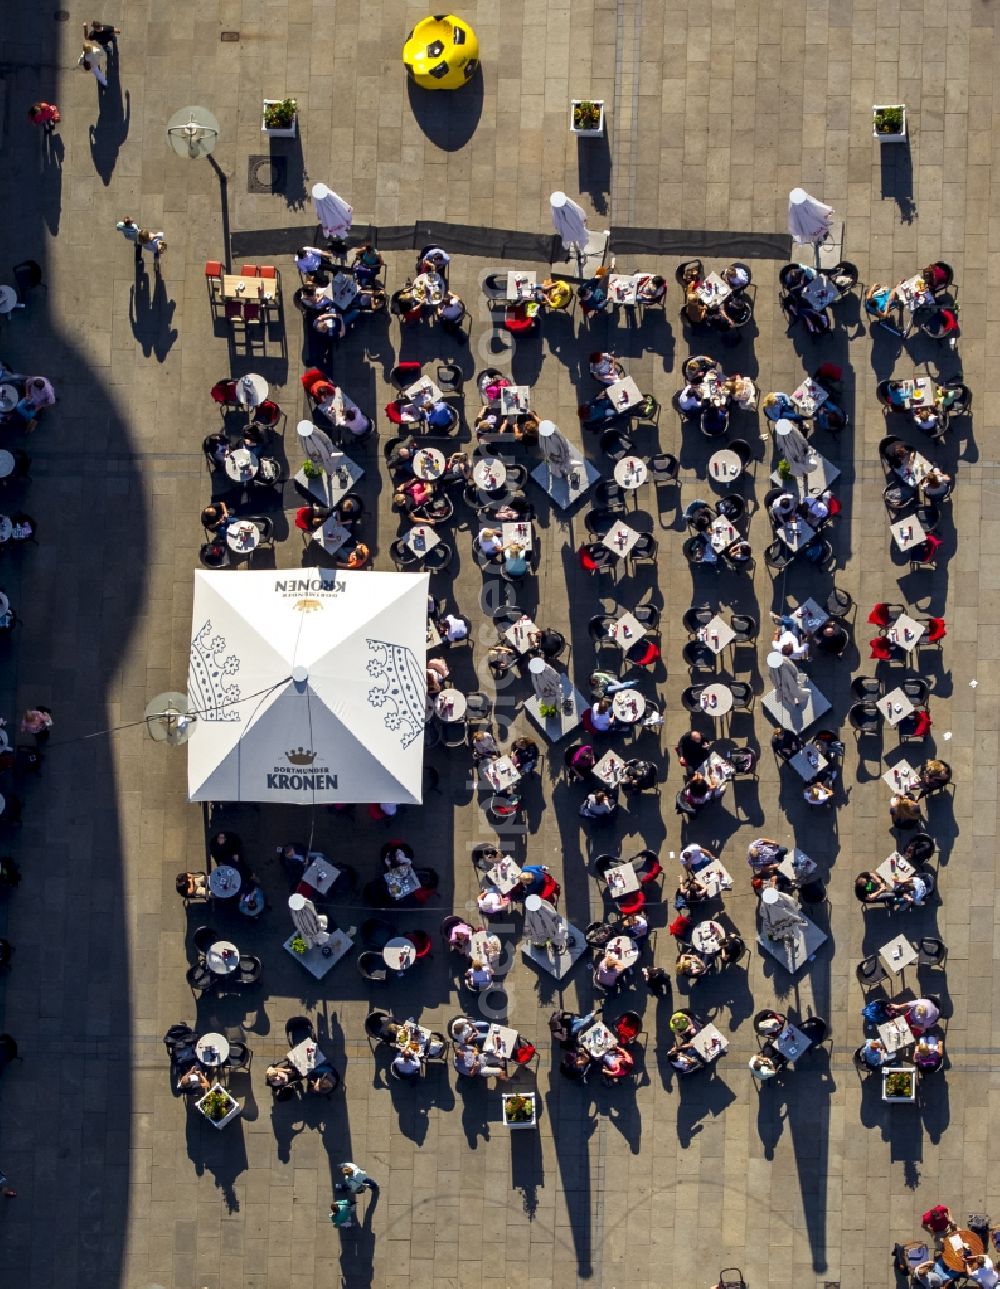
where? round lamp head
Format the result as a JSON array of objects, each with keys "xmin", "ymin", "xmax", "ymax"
[
  {"xmin": 166, "ymin": 105, "xmax": 221, "ymax": 159},
  {"xmin": 145, "ymin": 692, "xmax": 197, "ymax": 745},
  {"xmin": 761, "ymin": 886, "xmax": 780, "ymax": 905},
  {"xmin": 288, "ymin": 893, "xmax": 306, "ymax": 911},
  {"xmin": 524, "ymin": 894, "xmax": 542, "ymax": 911},
  {"xmin": 538, "ymin": 419, "xmax": 557, "ymax": 438}
]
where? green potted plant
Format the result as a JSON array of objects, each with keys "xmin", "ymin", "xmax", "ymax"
[
  {"xmin": 881, "ymin": 1066, "xmax": 918, "ymax": 1103},
  {"xmin": 196, "ymin": 1082, "xmax": 241, "ymax": 1128},
  {"xmin": 301, "ymin": 459, "xmax": 322, "ymax": 480},
  {"xmin": 262, "ymin": 97, "xmax": 298, "ymax": 138},
  {"xmin": 777, "ymin": 458, "xmax": 792, "ymax": 481},
  {"xmin": 873, "ymin": 104, "xmax": 906, "ymax": 143},
  {"xmin": 538, "ymin": 702, "xmax": 557, "ymax": 718},
  {"xmin": 570, "ymin": 99, "xmax": 605, "ymax": 136},
  {"xmin": 289, "ymin": 934, "xmax": 309, "ymax": 955},
  {"xmin": 501, "ymin": 1092, "xmax": 537, "ymax": 1129}
]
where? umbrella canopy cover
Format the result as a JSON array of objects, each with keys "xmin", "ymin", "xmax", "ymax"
[
  {"xmin": 788, "ymin": 187, "xmax": 834, "ymax": 244},
  {"xmin": 312, "ymin": 183, "xmax": 353, "ymax": 238},
  {"xmin": 550, "ymin": 190, "xmax": 589, "ymax": 251},
  {"xmin": 187, "ymin": 569, "xmax": 430, "ymax": 804}
]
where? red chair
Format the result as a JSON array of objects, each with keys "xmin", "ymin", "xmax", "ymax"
[
  {"xmin": 254, "ymin": 400, "xmax": 282, "ymax": 428},
  {"xmin": 539, "ymin": 875, "xmax": 561, "ymax": 904},
  {"xmin": 867, "ymin": 603, "xmax": 893, "ymax": 627},
  {"xmin": 827, "ymin": 495, "xmax": 842, "ymax": 517},
  {"xmin": 294, "ymin": 507, "xmax": 313, "ymax": 533},
  {"xmin": 224, "ymin": 300, "xmax": 243, "ymax": 321},
  {"xmin": 385, "ymin": 402, "xmax": 405, "ymax": 425},
  {"xmin": 638, "ymin": 858, "xmax": 662, "ymax": 884},
  {"xmin": 240, "ymin": 263, "xmax": 259, "ymax": 277},
  {"xmin": 901, "ymin": 709, "xmax": 932, "ymax": 738},
  {"xmin": 618, "ymin": 891, "xmax": 645, "ymax": 916},
  {"xmin": 626, "ymin": 640, "xmax": 660, "ymax": 667},
  {"xmin": 404, "ymin": 930, "xmax": 433, "ymax": 960},
  {"xmin": 204, "ymin": 259, "xmax": 223, "ymax": 280},
  {"xmin": 504, "ymin": 305, "xmax": 537, "ymax": 335},
  {"xmin": 512, "ymin": 1039, "xmax": 537, "ymax": 1065},
  {"xmin": 389, "ymin": 361, "xmax": 422, "ymax": 391},
  {"xmin": 301, "ymin": 368, "xmax": 327, "ymax": 395},
  {"xmin": 923, "ymin": 617, "xmax": 947, "ymax": 643},
  {"xmin": 205, "ymin": 260, "xmax": 223, "ymax": 307},
  {"xmin": 870, "ymin": 637, "xmax": 894, "ymax": 661},
  {"xmin": 912, "ymin": 533, "xmax": 942, "ymax": 567},
  {"xmin": 210, "ymin": 379, "xmax": 237, "ymax": 406},
  {"xmin": 579, "ymin": 546, "xmax": 601, "ymax": 571},
  {"xmin": 259, "ymin": 265, "xmax": 277, "ymax": 279},
  {"xmin": 612, "ymin": 1011, "xmax": 641, "ymax": 1043}
]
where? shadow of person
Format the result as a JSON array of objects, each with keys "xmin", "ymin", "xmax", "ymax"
[
  {"xmin": 39, "ymin": 131, "xmax": 63, "ymax": 237},
  {"xmin": 129, "ymin": 263, "xmax": 178, "ymax": 362},
  {"xmin": 90, "ymin": 71, "xmax": 130, "ymax": 186}
]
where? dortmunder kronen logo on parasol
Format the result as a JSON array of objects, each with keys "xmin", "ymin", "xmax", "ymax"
[
  {"xmin": 366, "ymin": 639, "xmax": 424, "ymax": 749},
  {"xmin": 188, "ymin": 620, "xmax": 242, "ymax": 722}
]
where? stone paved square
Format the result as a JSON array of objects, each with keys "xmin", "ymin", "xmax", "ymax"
[{"xmin": 0, "ymin": 2, "xmax": 996, "ymax": 1287}]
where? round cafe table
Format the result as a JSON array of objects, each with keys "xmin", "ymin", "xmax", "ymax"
[
  {"xmin": 412, "ymin": 447, "xmax": 445, "ymax": 481},
  {"xmin": 709, "ymin": 449, "xmax": 742, "ymax": 483},
  {"xmin": 691, "ymin": 920, "xmax": 726, "ymax": 955},
  {"xmin": 0, "ymin": 286, "xmax": 17, "ymax": 316},
  {"xmin": 413, "ymin": 272, "xmax": 444, "ymax": 305},
  {"xmin": 0, "ymin": 385, "xmax": 17, "ymax": 413},
  {"xmin": 235, "ymin": 373, "xmax": 268, "ymax": 407},
  {"xmin": 614, "ymin": 456, "xmax": 648, "ymax": 490},
  {"xmin": 195, "ymin": 1033, "xmax": 230, "ymax": 1067},
  {"xmin": 209, "ymin": 865, "xmax": 242, "ymax": 899},
  {"xmin": 606, "ymin": 934, "xmax": 640, "ymax": 969},
  {"xmin": 0, "ymin": 516, "xmax": 12, "ymax": 543},
  {"xmin": 612, "ymin": 691, "xmax": 647, "ymax": 724},
  {"xmin": 942, "ymin": 1230, "xmax": 984, "ymax": 1274},
  {"xmin": 699, "ymin": 683, "xmax": 734, "ymax": 716},
  {"xmin": 206, "ymin": 940, "xmax": 240, "ymax": 975},
  {"xmin": 435, "ymin": 688, "xmax": 467, "ymax": 721},
  {"xmin": 383, "ymin": 937, "xmax": 416, "ymax": 972},
  {"xmin": 224, "ymin": 446, "xmax": 259, "ymax": 484},
  {"xmin": 225, "ymin": 521, "xmax": 260, "ymax": 554},
  {"xmin": 0, "ymin": 451, "xmax": 15, "ymax": 480},
  {"xmin": 473, "ymin": 457, "xmax": 507, "ymax": 491}
]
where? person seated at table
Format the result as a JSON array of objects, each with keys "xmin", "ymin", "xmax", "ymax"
[
  {"xmin": 803, "ymin": 776, "xmax": 835, "ymax": 806},
  {"xmin": 477, "ymin": 885, "xmax": 511, "ymax": 917},
  {"xmin": 894, "ymin": 870, "xmax": 932, "ymax": 909},
  {"xmin": 486, "ymin": 643, "xmax": 516, "ymax": 677},
  {"xmin": 476, "ymin": 525, "xmax": 503, "ymax": 559},
  {"xmin": 175, "ymin": 871, "xmax": 209, "ymax": 901},
  {"xmin": 334, "ymin": 538, "xmax": 370, "ymax": 570},
  {"xmin": 753, "ymin": 1009, "xmax": 785, "ymax": 1038},
  {"xmin": 438, "ymin": 451, "xmax": 471, "ymax": 487},
  {"xmin": 580, "ymin": 789, "xmax": 617, "ymax": 820},
  {"xmin": 595, "ymin": 950, "xmax": 626, "ymax": 988},
  {"xmin": 474, "ymin": 407, "xmax": 505, "ymax": 440},
  {"xmin": 390, "ymin": 283, "xmax": 422, "ymax": 324},
  {"xmin": 564, "ymin": 742, "xmax": 597, "ymax": 783},
  {"xmin": 208, "ymin": 830, "xmax": 243, "ymax": 868},
  {"xmin": 916, "ymin": 758, "xmax": 951, "ymax": 797},
  {"xmin": 676, "ymin": 383, "xmax": 704, "ymax": 414},
  {"xmin": 864, "ymin": 282, "xmax": 897, "ymax": 320},
  {"xmin": 912, "ymin": 404, "xmax": 941, "ymax": 435},
  {"xmin": 421, "ymin": 399, "xmax": 454, "ymax": 432},
  {"xmin": 854, "ymin": 871, "xmax": 894, "ymax": 904},
  {"xmin": 921, "ymin": 1205, "xmax": 957, "ymax": 1236},
  {"xmin": 684, "ymin": 499, "xmax": 714, "ymax": 532},
  {"xmin": 578, "ymin": 392, "xmax": 628, "ymax": 430},
  {"xmin": 679, "ymin": 843, "xmax": 716, "ymax": 875},
  {"xmin": 678, "ymin": 771, "xmax": 721, "ymax": 813},
  {"xmin": 265, "ymin": 1060, "xmax": 303, "ymax": 1089},
  {"xmin": 200, "ymin": 502, "xmax": 232, "ymax": 536},
  {"xmin": 667, "ymin": 1040, "xmax": 705, "ymax": 1074},
  {"xmin": 813, "ymin": 620, "xmax": 849, "ymax": 656},
  {"xmin": 675, "ymin": 871, "xmax": 713, "ymax": 912},
  {"xmin": 676, "ymin": 951, "xmax": 709, "ymax": 980},
  {"xmin": 306, "ymin": 1066, "xmax": 340, "ymax": 1095},
  {"xmin": 502, "ymin": 540, "xmax": 529, "ymax": 577},
  {"xmin": 352, "ymin": 242, "xmax": 384, "ymax": 282},
  {"xmin": 437, "ymin": 290, "xmax": 465, "ymax": 323},
  {"xmin": 295, "ymin": 245, "xmax": 337, "ymax": 275},
  {"xmin": 921, "ymin": 468, "xmax": 952, "ymax": 499},
  {"xmin": 769, "ymin": 491, "xmax": 799, "ymax": 524},
  {"xmin": 392, "ymin": 481, "xmax": 439, "ymax": 520},
  {"xmin": 299, "ymin": 281, "xmax": 334, "ymax": 311},
  {"xmin": 621, "ymin": 759, "xmax": 656, "ymax": 793},
  {"xmin": 510, "ymin": 737, "xmax": 540, "ymax": 776},
  {"xmin": 471, "ymin": 729, "xmax": 499, "ymax": 766},
  {"xmin": 771, "ymin": 728, "xmax": 803, "ymax": 762},
  {"xmin": 559, "ymin": 1046, "xmax": 594, "ymax": 1082},
  {"xmin": 813, "ymin": 398, "xmax": 847, "ymax": 434},
  {"xmin": 313, "ymin": 310, "xmax": 351, "ymax": 342},
  {"xmin": 669, "ymin": 1008, "xmax": 701, "ymax": 1041},
  {"xmin": 589, "ymin": 351, "xmax": 625, "ymax": 384},
  {"xmin": 418, "ymin": 246, "xmax": 450, "ymax": 274},
  {"xmin": 762, "ymin": 391, "xmax": 802, "ymax": 422},
  {"xmin": 747, "ymin": 837, "xmax": 787, "ymax": 878},
  {"xmin": 886, "ymin": 997, "xmax": 940, "ymax": 1032},
  {"xmin": 294, "ymin": 502, "xmax": 332, "ymax": 534},
  {"xmin": 884, "ymin": 439, "xmax": 915, "ymax": 470},
  {"xmin": 675, "ymin": 729, "xmax": 711, "ymax": 773},
  {"xmin": 890, "ymin": 793, "xmax": 923, "ymax": 828},
  {"xmin": 517, "ymin": 864, "xmax": 552, "ymax": 897},
  {"xmin": 578, "ymin": 267, "xmax": 611, "ymax": 314},
  {"xmin": 391, "ymin": 1044, "xmax": 422, "ymax": 1082},
  {"xmin": 454, "ymin": 1042, "xmax": 506, "ymax": 1080},
  {"xmin": 589, "ymin": 670, "xmax": 628, "ymax": 699},
  {"xmin": 854, "ymin": 1036, "xmax": 888, "ymax": 1071},
  {"xmin": 748, "ymin": 1051, "xmax": 782, "ymax": 1081},
  {"xmin": 772, "ymin": 624, "xmax": 809, "ymax": 661},
  {"xmin": 913, "ymin": 1033, "xmax": 945, "ymax": 1072},
  {"xmin": 621, "ymin": 908, "xmax": 649, "ymax": 939},
  {"xmin": 800, "ymin": 491, "xmax": 833, "ymax": 526},
  {"xmin": 385, "ymin": 436, "xmax": 417, "ymax": 474},
  {"xmin": 202, "ymin": 430, "xmax": 231, "ymax": 468},
  {"xmin": 425, "ymin": 656, "xmax": 450, "ymax": 695},
  {"xmin": 602, "ymin": 1045, "xmax": 635, "ymax": 1079},
  {"xmin": 176, "ymin": 1064, "xmax": 211, "ymax": 1096},
  {"xmin": 630, "ymin": 273, "xmax": 665, "ymax": 304},
  {"xmin": 530, "ymin": 276, "xmax": 572, "ymax": 309}
]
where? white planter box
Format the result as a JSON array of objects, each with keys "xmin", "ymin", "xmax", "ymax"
[
  {"xmin": 881, "ymin": 1066, "xmax": 918, "ymax": 1103},
  {"xmin": 570, "ymin": 100, "xmax": 605, "ymax": 136},
  {"xmin": 873, "ymin": 104, "xmax": 906, "ymax": 143},
  {"xmin": 262, "ymin": 100, "xmax": 297, "ymax": 138},
  {"xmin": 501, "ymin": 1092, "xmax": 537, "ymax": 1129},
  {"xmin": 196, "ymin": 1083, "xmax": 242, "ymax": 1129}
]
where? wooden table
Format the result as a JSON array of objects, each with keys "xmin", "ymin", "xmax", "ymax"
[
  {"xmin": 222, "ymin": 274, "xmax": 266, "ymax": 301},
  {"xmin": 942, "ymin": 1230, "xmax": 984, "ymax": 1273}
]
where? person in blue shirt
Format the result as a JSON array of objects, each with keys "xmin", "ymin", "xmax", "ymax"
[
  {"xmin": 517, "ymin": 865, "xmax": 549, "ymax": 896},
  {"xmin": 503, "ymin": 542, "xmax": 528, "ymax": 577},
  {"xmin": 426, "ymin": 400, "xmax": 454, "ymax": 431}
]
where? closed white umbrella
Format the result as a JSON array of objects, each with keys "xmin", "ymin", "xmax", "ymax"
[
  {"xmin": 760, "ymin": 885, "xmax": 808, "ymax": 938},
  {"xmin": 538, "ymin": 419, "xmax": 573, "ymax": 479},
  {"xmin": 311, "ymin": 183, "xmax": 353, "ymax": 239},
  {"xmin": 296, "ymin": 419, "xmax": 341, "ymax": 475},
  {"xmin": 550, "ymin": 190, "xmax": 588, "ymax": 253},
  {"xmin": 788, "ymin": 187, "xmax": 833, "ymax": 245},
  {"xmin": 288, "ymin": 892, "xmax": 329, "ymax": 947},
  {"xmin": 767, "ymin": 651, "xmax": 810, "ymax": 710},
  {"xmin": 774, "ymin": 419, "xmax": 815, "ymax": 476},
  {"xmin": 523, "ymin": 893, "xmax": 568, "ymax": 949},
  {"xmin": 528, "ymin": 656, "xmax": 561, "ymax": 702}
]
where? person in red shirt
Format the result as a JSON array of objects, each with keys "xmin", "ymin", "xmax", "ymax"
[{"xmin": 922, "ymin": 1204, "xmax": 956, "ymax": 1235}]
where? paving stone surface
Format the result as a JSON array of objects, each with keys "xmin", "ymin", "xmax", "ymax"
[{"xmin": 0, "ymin": 1, "xmax": 995, "ymax": 1287}]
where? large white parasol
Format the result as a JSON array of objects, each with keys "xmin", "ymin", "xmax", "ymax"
[
  {"xmin": 538, "ymin": 419, "xmax": 574, "ymax": 479},
  {"xmin": 787, "ymin": 187, "xmax": 834, "ymax": 245},
  {"xmin": 550, "ymin": 191, "xmax": 589, "ymax": 254},
  {"xmin": 774, "ymin": 419, "xmax": 816, "ymax": 476},
  {"xmin": 528, "ymin": 656, "xmax": 562, "ymax": 702},
  {"xmin": 523, "ymin": 893, "xmax": 569, "ymax": 950},
  {"xmin": 760, "ymin": 886, "xmax": 808, "ymax": 939},
  {"xmin": 288, "ymin": 892, "xmax": 329, "ymax": 947},
  {"xmin": 767, "ymin": 651, "xmax": 811, "ymax": 710},
  {"xmin": 296, "ymin": 419, "xmax": 341, "ymax": 474},
  {"xmin": 311, "ymin": 183, "xmax": 353, "ymax": 240}
]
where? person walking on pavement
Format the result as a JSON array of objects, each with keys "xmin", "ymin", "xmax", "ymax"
[
  {"xmin": 28, "ymin": 103, "xmax": 61, "ymax": 134},
  {"xmin": 116, "ymin": 217, "xmax": 143, "ymax": 263},
  {"xmin": 137, "ymin": 229, "xmax": 167, "ymax": 273},
  {"xmin": 78, "ymin": 38, "xmax": 108, "ymax": 87},
  {"xmin": 329, "ymin": 1197, "xmax": 355, "ymax": 1228},
  {"xmin": 336, "ymin": 1162, "xmax": 377, "ymax": 1198},
  {"xmin": 83, "ymin": 20, "xmax": 120, "ymax": 50}
]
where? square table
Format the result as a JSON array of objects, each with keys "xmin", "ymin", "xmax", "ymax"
[
  {"xmin": 602, "ymin": 520, "xmax": 642, "ymax": 557},
  {"xmin": 880, "ymin": 934, "xmax": 919, "ymax": 977},
  {"xmin": 696, "ymin": 858, "xmax": 733, "ymax": 898},
  {"xmin": 288, "ymin": 1037, "xmax": 329, "ymax": 1076},
  {"xmin": 897, "ymin": 450, "xmax": 934, "ymax": 489},
  {"xmin": 690, "ymin": 1023, "xmax": 729, "ymax": 1062},
  {"xmin": 578, "ymin": 1021, "xmax": 619, "ymax": 1058},
  {"xmin": 606, "ymin": 376, "xmax": 643, "ymax": 413},
  {"xmin": 302, "ymin": 857, "xmax": 341, "ymax": 895},
  {"xmin": 487, "ymin": 856, "xmax": 522, "ymax": 895},
  {"xmin": 505, "ymin": 270, "xmax": 536, "ymax": 302},
  {"xmin": 791, "ymin": 597, "xmax": 830, "ymax": 634},
  {"xmin": 329, "ymin": 273, "xmax": 358, "ymax": 311},
  {"xmin": 605, "ymin": 862, "xmax": 641, "ymax": 897},
  {"xmin": 502, "ymin": 520, "xmax": 534, "ymax": 552},
  {"xmin": 887, "ymin": 614, "xmax": 925, "ymax": 652},
  {"xmin": 485, "ymin": 1023, "xmax": 520, "ymax": 1060},
  {"xmin": 777, "ymin": 848, "xmax": 819, "ymax": 887},
  {"xmin": 505, "ymin": 615, "xmax": 538, "ymax": 654},
  {"xmin": 773, "ymin": 1022, "xmax": 812, "ymax": 1063},
  {"xmin": 791, "ymin": 377, "xmax": 829, "ymax": 415},
  {"xmin": 608, "ymin": 274, "xmax": 641, "ymax": 305},
  {"xmin": 695, "ymin": 273, "xmax": 731, "ymax": 307},
  {"xmin": 801, "ymin": 275, "xmax": 838, "ymax": 310},
  {"xmin": 898, "ymin": 376, "xmax": 935, "ymax": 410},
  {"xmin": 877, "ymin": 688, "xmax": 916, "ymax": 727},
  {"xmin": 788, "ymin": 743, "xmax": 828, "ymax": 781},
  {"xmin": 524, "ymin": 682, "xmax": 587, "ymax": 742},
  {"xmin": 878, "ymin": 1015, "xmax": 915, "ymax": 1055},
  {"xmin": 698, "ymin": 616, "xmax": 736, "ymax": 654},
  {"xmin": 593, "ymin": 749, "xmax": 629, "ymax": 788},
  {"xmin": 705, "ymin": 750, "xmax": 734, "ymax": 782},
  {"xmin": 312, "ymin": 517, "xmax": 352, "ymax": 554},
  {"xmin": 608, "ymin": 612, "xmax": 644, "ymax": 647},
  {"xmin": 896, "ymin": 275, "xmax": 934, "ymax": 312},
  {"xmin": 876, "ymin": 852, "xmax": 915, "ymax": 884},
  {"xmin": 222, "ymin": 274, "xmax": 265, "ymax": 301},
  {"xmin": 778, "ymin": 516, "xmax": 816, "ymax": 551},
  {"xmin": 403, "ymin": 525, "xmax": 441, "ymax": 556},
  {"xmin": 709, "ymin": 517, "xmax": 739, "ymax": 553},
  {"xmin": 882, "ymin": 758, "xmax": 920, "ymax": 792},
  {"xmin": 500, "ymin": 385, "xmax": 531, "ymax": 416},
  {"xmin": 283, "ymin": 928, "xmax": 353, "ymax": 978},
  {"xmin": 405, "ymin": 375, "xmax": 444, "ymax": 404},
  {"xmin": 384, "ymin": 865, "xmax": 421, "ymax": 901},
  {"xmin": 480, "ymin": 755, "xmax": 521, "ymax": 792},
  {"xmin": 890, "ymin": 516, "xmax": 927, "ymax": 554}
]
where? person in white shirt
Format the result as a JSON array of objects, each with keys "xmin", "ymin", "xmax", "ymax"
[
  {"xmin": 340, "ymin": 407, "xmax": 370, "ymax": 437},
  {"xmin": 968, "ymin": 1255, "xmax": 999, "ymax": 1288},
  {"xmin": 443, "ymin": 614, "xmax": 468, "ymax": 642},
  {"xmin": 801, "ymin": 493, "xmax": 830, "ymax": 525},
  {"xmin": 773, "ymin": 628, "xmax": 809, "ymax": 661},
  {"xmin": 337, "ymin": 1162, "xmax": 376, "ymax": 1195},
  {"xmin": 438, "ymin": 292, "xmax": 465, "ymax": 321},
  {"xmin": 464, "ymin": 959, "xmax": 493, "ymax": 990},
  {"xmin": 677, "ymin": 384, "xmax": 703, "ymax": 413},
  {"xmin": 78, "ymin": 40, "xmax": 108, "ymax": 86},
  {"xmin": 295, "ymin": 246, "xmax": 332, "ymax": 274},
  {"xmin": 477, "ymin": 527, "xmax": 502, "ymax": 557},
  {"xmin": 680, "ymin": 843, "xmax": 715, "ymax": 871},
  {"xmin": 588, "ymin": 701, "xmax": 613, "ymax": 732}
]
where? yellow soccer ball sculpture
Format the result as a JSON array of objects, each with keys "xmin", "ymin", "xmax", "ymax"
[{"xmin": 403, "ymin": 14, "xmax": 479, "ymax": 90}]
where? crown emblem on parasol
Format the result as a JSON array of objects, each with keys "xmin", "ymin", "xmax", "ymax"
[
  {"xmin": 286, "ymin": 747, "xmax": 316, "ymax": 766},
  {"xmin": 293, "ymin": 598, "xmax": 323, "ymax": 613}
]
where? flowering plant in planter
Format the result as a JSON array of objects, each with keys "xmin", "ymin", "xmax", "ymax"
[
  {"xmin": 573, "ymin": 101, "xmax": 602, "ymax": 130},
  {"xmin": 290, "ymin": 934, "xmax": 309, "ymax": 955},
  {"xmin": 538, "ymin": 702, "xmax": 557, "ymax": 718},
  {"xmin": 501, "ymin": 1092, "xmax": 537, "ymax": 1126},
  {"xmin": 200, "ymin": 1086, "xmax": 236, "ymax": 1122},
  {"xmin": 777, "ymin": 458, "xmax": 792, "ymax": 481},
  {"xmin": 301, "ymin": 459, "xmax": 322, "ymax": 479},
  {"xmin": 263, "ymin": 98, "xmax": 297, "ymax": 130},
  {"xmin": 884, "ymin": 1070, "xmax": 914, "ymax": 1098},
  {"xmin": 873, "ymin": 106, "xmax": 904, "ymax": 135}
]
